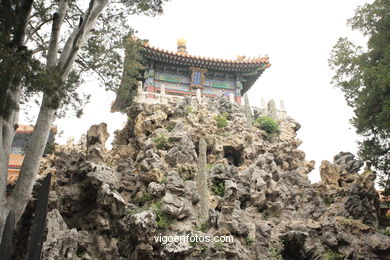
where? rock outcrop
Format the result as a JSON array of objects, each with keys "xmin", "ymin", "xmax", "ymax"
[
  {"xmin": 13, "ymin": 96, "xmax": 389, "ymax": 260},
  {"xmin": 86, "ymin": 122, "xmax": 109, "ymax": 163}
]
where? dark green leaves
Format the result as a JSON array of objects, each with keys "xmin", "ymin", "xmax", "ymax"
[
  {"xmin": 111, "ymin": 36, "xmax": 145, "ymax": 112},
  {"xmin": 329, "ymin": 0, "xmax": 390, "ymax": 189}
]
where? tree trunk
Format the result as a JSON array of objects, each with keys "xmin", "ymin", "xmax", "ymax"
[
  {"xmin": 0, "ymin": 0, "xmax": 111, "ymax": 242},
  {"xmin": 0, "ymin": 210, "xmax": 15, "ymax": 260},
  {"xmin": 0, "ymin": 0, "xmax": 33, "ymax": 241},
  {"xmin": 0, "ymin": 103, "xmax": 19, "ymax": 241},
  {"xmin": 9, "ymin": 100, "xmax": 56, "ymax": 222},
  {"xmin": 2, "ymin": 0, "xmax": 109, "ymax": 227}
]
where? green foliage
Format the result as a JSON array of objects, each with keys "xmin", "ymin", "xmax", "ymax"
[
  {"xmin": 150, "ymin": 201, "xmax": 172, "ymax": 228},
  {"xmin": 269, "ymin": 247, "xmax": 283, "ymax": 260},
  {"xmin": 111, "ymin": 37, "xmax": 146, "ymax": 112},
  {"xmin": 244, "ymin": 237, "xmax": 254, "ymax": 247},
  {"xmin": 214, "ymin": 241, "xmax": 224, "ymax": 250},
  {"xmin": 338, "ymin": 217, "xmax": 372, "ymax": 230},
  {"xmin": 380, "ymin": 229, "xmax": 390, "ymax": 236},
  {"xmin": 189, "ymin": 241, "xmax": 197, "ymax": 247},
  {"xmin": 322, "ymin": 197, "xmax": 334, "ymax": 208},
  {"xmin": 211, "ymin": 180, "xmax": 225, "ymax": 196},
  {"xmin": 329, "ymin": 0, "xmax": 390, "ymax": 191},
  {"xmin": 0, "ymin": 0, "xmax": 168, "ymax": 119},
  {"xmin": 134, "ymin": 192, "xmax": 153, "ymax": 206},
  {"xmin": 206, "ymin": 164, "xmax": 213, "ymax": 170},
  {"xmin": 322, "ymin": 249, "xmax": 343, "ymax": 260},
  {"xmin": 166, "ymin": 122, "xmax": 176, "ymax": 132},
  {"xmin": 154, "ymin": 133, "xmax": 169, "ymax": 150},
  {"xmin": 185, "ymin": 106, "xmax": 193, "ymax": 114},
  {"xmin": 253, "ymin": 116, "xmax": 280, "ymax": 136},
  {"xmin": 213, "ymin": 112, "xmax": 229, "ymax": 128},
  {"xmin": 194, "ymin": 222, "xmax": 209, "ymax": 232},
  {"xmin": 76, "ymin": 249, "xmax": 87, "ymax": 258}
]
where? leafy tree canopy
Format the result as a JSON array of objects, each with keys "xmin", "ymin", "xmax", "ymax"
[
  {"xmin": 329, "ymin": 0, "xmax": 389, "ymax": 192},
  {"xmin": 110, "ymin": 36, "xmax": 145, "ymax": 112},
  {"xmin": 0, "ymin": 0, "xmax": 166, "ymax": 119}
]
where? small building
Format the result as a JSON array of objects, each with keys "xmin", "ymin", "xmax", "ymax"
[
  {"xmin": 114, "ymin": 39, "xmax": 270, "ymax": 107},
  {"xmin": 7, "ymin": 125, "xmax": 56, "ymax": 186}
]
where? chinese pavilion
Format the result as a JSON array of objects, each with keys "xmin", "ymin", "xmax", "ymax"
[{"xmin": 133, "ymin": 39, "xmax": 270, "ymax": 104}]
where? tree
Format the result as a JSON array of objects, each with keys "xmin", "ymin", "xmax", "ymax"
[
  {"xmin": 111, "ymin": 36, "xmax": 146, "ymax": 112},
  {"xmin": 0, "ymin": 0, "xmax": 166, "ymax": 240},
  {"xmin": 329, "ymin": 0, "xmax": 390, "ymax": 192}
]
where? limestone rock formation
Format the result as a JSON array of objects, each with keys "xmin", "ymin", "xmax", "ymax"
[
  {"xmin": 86, "ymin": 122, "xmax": 109, "ymax": 163},
  {"xmin": 11, "ymin": 97, "xmax": 389, "ymax": 260},
  {"xmin": 320, "ymin": 160, "xmax": 340, "ymax": 187}
]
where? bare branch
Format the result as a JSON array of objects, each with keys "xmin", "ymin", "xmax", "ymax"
[
  {"xmin": 30, "ymin": 3, "xmax": 56, "ymax": 19},
  {"xmin": 31, "ymin": 45, "xmax": 48, "ymax": 54},
  {"xmin": 60, "ymin": 0, "xmax": 96, "ymax": 75},
  {"xmin": 59, "ymin": 0, "xmax": 109, "ymax": 79},
  {"xmin": 32, "ymin": 29, "xmax": 48, "ymax": 49},
  {"xmin": 47, "ymin": 1, "xmax": 68, "ymax": 68},
  {"xmin": 24, "ymin": 18, "xmax": 53, "ymax": 45},
  {"xmin": 13, "ymin": 0, "xmax": 34, "ymax": 46},
  {"xmin": 75, "ymin": 54, "xmax": 107, "ymax": 85}
]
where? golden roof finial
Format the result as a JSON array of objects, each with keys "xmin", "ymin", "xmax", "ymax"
[{"xmin": 177, "ymin": 38, "xmax": 187, "ymax": 53}]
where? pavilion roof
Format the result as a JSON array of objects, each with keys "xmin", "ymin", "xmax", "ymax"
[
  {"xmin": 142, "ymin": 43, "xmax": 270, "ymax": 71},
  {"xmin": 141, "ymin": 43, "xmax": 271, "ymax": 93}
]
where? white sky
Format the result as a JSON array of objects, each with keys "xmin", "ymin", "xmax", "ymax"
[{"xmin": 32, "ymin": 0, "xmax": 370, "ymax": 183}]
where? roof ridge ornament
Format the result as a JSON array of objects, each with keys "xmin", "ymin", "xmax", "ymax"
[
  {"xmin": 177, "ymin": 38, "xmax": 187, "ymax": 54},
  {"xmin": 236, "ymin": 55, "xmax": 246, "ymax": 61}
]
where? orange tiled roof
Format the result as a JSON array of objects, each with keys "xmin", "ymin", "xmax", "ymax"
[
  {"xmin": 8, "ymin": 154, "xmax": 24, "ymax": 168},
  {"xmin": 143, "ymin": 42, "xmax": 270, "ymax": 65},
  {"xmin": 15, "ymin": 125, "xmax": 34, "ymax": 133},
  {"xmin": 7, "ymin": 168, "xmax": 20, "ymax": 185},
  {"xmin": 15, "ymin": 124, "xmax": 57, "ymax": 134},
  {"xmin": 7, "ymin": 124, "xmax": 56, "ymax": 186}
]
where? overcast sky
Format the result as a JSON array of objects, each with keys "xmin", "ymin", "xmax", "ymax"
[{"xmin": 36, "ymin": 0, "xmax": 370, "ymax": 183}]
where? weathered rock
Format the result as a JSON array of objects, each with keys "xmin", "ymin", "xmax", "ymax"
[
  {"xmin": 165, "ymin": 132, "xmax": 197, "ymax": 166},
  {"xmin": 161, "ymin": 193, "xmax": 192, "ymax": 219},
  {"xmin": 147, "ymin": 182, "xmax": 166, "ymax": 198},
  {"xmin": 196, "ymin": 137, "xmax": 209, "ymax": 220},
  {"xmin": 86, "ymin": 123, "xmax": 109, "ymax": 163},
  {"xmin": 29, "ymin": 100, "xmax": 390, "ymax": 260},
  {"xmin": 137, "ymin": 149, "xmax": 166, "ymax": 183},
  {"xmin": 342, "ymin": 182, "xmax": 380, "ymax": 227},
  {"xmin": 161, "ymin": 231, "xmax": 192, "ymax": 257},
  {"xmin": 159, "ymin": 171, "xmax": 193, "ymax": 220},
  {"xmin": 86, "ymin": 165, "xmax": 119, "ymax": 189},
  {"xmin": 129, "ymin": 210, "xmax": 157, "ymax": 234},
  {"xmin": 87, "ymin": 123, "xmax": 109, "ymax": 147},
  {"xmin": 42, "ymin": 209, "xmax": 94, "ymax": 260},
  {"xmin": 319, "ymin": 160, "xmax": 340, "ymax": 187},
  {"xmin": 334, "ymin": 151, "xmax": 364, "ymax": 174},
  {"xmin": 296, "ymin": 160, "xmax": 315, "ymax": 175},
  {"xmin": 250, "ymin": 169, "xmax": 281, "ymax": 210},
  {"xmin": 184, "ymin": 180, "xmax": 200, "ymax": 204},
  {"xmin": 97, "ymin": 184, "xmax": 127, "ymax": 217},
  {"xmin": 267, "ymin": 99, "xmax": 278, "ymax": 120},
  {"xmin": 244, "ymin": 93, "xmax": 253, "ymax": 128}
]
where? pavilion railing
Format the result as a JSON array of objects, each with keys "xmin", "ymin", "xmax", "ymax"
[{"xmin": 135, "ymin": 81, "xmax": 288, "ymax": 120}]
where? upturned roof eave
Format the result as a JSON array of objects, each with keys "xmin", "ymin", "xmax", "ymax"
[{"xmin": 141, "ymin": 45, "xmax": 271, "ymax": 73}]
